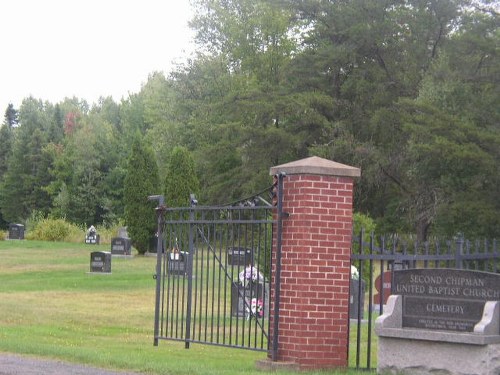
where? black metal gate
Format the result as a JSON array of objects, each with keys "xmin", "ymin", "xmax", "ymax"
[{"xmin": 151, "ymin": 178, "xmax": 284, "ymax": 355}]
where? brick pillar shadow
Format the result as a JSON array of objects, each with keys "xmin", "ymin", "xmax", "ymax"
[{"xmin": 261, "ymin": 156, "xmax": 360, "ymax": 371}]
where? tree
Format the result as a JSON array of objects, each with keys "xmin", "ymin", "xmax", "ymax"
[
  {"xmin": 0, "ymin": 122, "xmax": 13, "ymax": 178},
  {"xmin": 124, "ymin": 137, "xmax": 160, "ymax": 254},
  {"xmin": 0, "ymin": 98, "xmax": 54, "ymax": 222},
  {"xmin": 4, "ymin": 103, "xmax": 19, "ymax": 128},
  {"xmin": 173, "ymin": 0, "xmax": 304, "ymax": 202},
  {"xmin": 164, "ymin": 146, "xmax": 200, "ymax": 207},
  {"xmin": 0, "ymin": 109, "xmax": 15, "ymax": 228},
  {"xmin": 43, "ymin": 97, "xmax": 128, "ymax": 226}
]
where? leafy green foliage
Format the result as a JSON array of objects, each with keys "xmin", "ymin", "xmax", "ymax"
[
  {"xmin": 26, "ymin": 218, "xmax": 79, "ymax": 242},
  {"xmin": 0, "ymin": 0, "xmax": 498, "ymax": 242},
  {"xmin": 352, "ymin": 212, "xmax": 377, "ymax": 285}
]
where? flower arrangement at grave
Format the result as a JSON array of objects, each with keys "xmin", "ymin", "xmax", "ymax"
[
  {"xmin": 250, "ymin": 297, "xmax": 264, "ymax": 319},
  {"xmin": 351, "ymin": 265, "xmax": 359, "ymax": 280},
  {"xmin": 237, "ymin": 264, "xmax": 265, "ymax": 320},
  {"xmin": 238, "ymin": 264, "xmax": 264, "ymax": 287},
  {"xmin": 169, "ymin": 237, "xmax": 181, "ymax": 260}
]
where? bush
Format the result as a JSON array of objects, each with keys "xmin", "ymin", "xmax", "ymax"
[
  {"xmin": 352, "ymin": 212, "xmax": 377, "ymax": 285},
  {"xmin": 26, "ymin": 218, "xmax": 81, "ymax": 242}
]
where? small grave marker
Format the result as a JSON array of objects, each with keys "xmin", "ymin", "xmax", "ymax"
[
  {"xmin": 168, "ymin": 251, "xmax": 188, "ymax": 275},
  {"xmin": 85, "ymin": 225, "xmax": 100, "ymax": 244},
  {"xmin": 227, "ymin": 247, "xmax": 252, "ymax": 266},
  {"xmin": 8, "ymin": 224, "xmax": 24, "ymax": 240},
  {"xmin": 90, "ymin": 251, "xmax": 111, "ymax": 273},
  {"xmin": 231, "ymin": 282, "xmax": 266, "ymax": 318},
  {"xmin": 111, "ymin": 237, "xmax": 132, "ymax": 256}
]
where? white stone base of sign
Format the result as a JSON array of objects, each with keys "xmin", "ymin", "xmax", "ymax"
[{"xmin": 376, "ymin": 296, "xmax": 500, "ymax": 375}]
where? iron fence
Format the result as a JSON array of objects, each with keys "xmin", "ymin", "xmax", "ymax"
[{"xmin": 349, "ymin": 232, "xmax": 500, "ymax": 370}]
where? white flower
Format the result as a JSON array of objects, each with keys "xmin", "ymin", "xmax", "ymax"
[
  {"xmin": 239, "ymin": 265, "xmax": 264, "ymax": 285},
  {"xmin": 351, "ymin": 265, "xmax": 359, "ymax": 280}
]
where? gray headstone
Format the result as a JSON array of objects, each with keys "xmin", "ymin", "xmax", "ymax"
[
  {"xmin": 111, "ymin": 237, "xmax": 132, "ymax": 256},
  {"xmin": 8, "ymin": 224, "xmax": 24, "ymax": 240},
  {"xmin": 90, "ymin": 251, "xmax": 111, "ymax": 273}
]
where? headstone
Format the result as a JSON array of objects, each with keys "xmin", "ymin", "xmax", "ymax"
[
  {"xmin": 149, "ymin": 236, "xmax": 161, "ymax": 253},
  {"xmin": 90, "ymin": 251, "xmax": 111, "ymax": 273},
  {"xmin": 117, "ymin": 226, "xmax": 128, "ymax": 238},
  {"xmin": 110, "ymin": 237, "xmax": 132, "ymax": 256},
  {"xmin": 374, "ymin": 272, "xmax": 392, "ymax": 308},
  {"xmin": 85, "ymin": 226, "xmax": 100, "ymax": 244},
  {"xmin": 231, "ymin": 282, "xmax": 267, "ymax": 318},
  {"xmin": 350, "ymin": 279, "xmax": 365, "ymax": 319},
  {"xmin": 227, "ymin": 247, "xmax": 252, "ymax": 266},
  {"xmin": 85, "ymin": 234, "xmax": 100, "ymax": 244},
  {"xmin": 8, "ymin": 224, "xmax": 24, "ymax": 240},
  {"xmin": 393, "ymin": 268, "xmax": 500, "ymax": 332},
  {"xmin": 167, "ymin": 251, "xmax": 188, "ymax": 275}
]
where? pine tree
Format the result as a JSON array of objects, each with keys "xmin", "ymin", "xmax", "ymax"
[
  {"xmin": 4, "ymin": 103, "xmax": 19, "ymax": 128},
  {"xmin": 0, "ymin": 118, "xmax": 13, "ymax": 229}
]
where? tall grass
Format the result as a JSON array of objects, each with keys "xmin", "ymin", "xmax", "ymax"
[{"xmin": 0, "ymin": 240, "xmax": 373, "ymax": 374}]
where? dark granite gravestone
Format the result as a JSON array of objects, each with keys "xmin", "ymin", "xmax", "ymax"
[
  {"xmin": 90, "ymin": 251, "xmax": 111, "ymax": 273},
  {"xmin": 85, "ymin": 233, "xmax": 100, "ymax": 244},
  {"xmin": 393, "ymin": 268, "xmax": 500, "ymax": 332},
  {"xmin": 8, "ymin": 224, "xmax": 24, "ymax": 240},
  {"xmin": 350, "ymin": 279, "xmax": 365, "ymax": 319},
  {"xmin": 167, "ymin": 252, "xmax": 188, "ymax": 275},
  {"xmin": 227, "ymin": 247, "xmax": 253, "ymax": 266},
  {"xmin": 110, "ymin": 237, "xmax": 132, "ymax": 256},
  {"xmin": 231, "ymin": 282, "xmax": 266, "ymax": 318}
]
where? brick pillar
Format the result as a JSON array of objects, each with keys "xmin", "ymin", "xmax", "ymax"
[{"xmin": 265, "ymin": 156, "xmax": 360, "ymax": 370}]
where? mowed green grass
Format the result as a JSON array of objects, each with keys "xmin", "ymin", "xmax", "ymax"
[{"xmin": 0, "ymin": 240, "xmax": 373, "ymax": 374}]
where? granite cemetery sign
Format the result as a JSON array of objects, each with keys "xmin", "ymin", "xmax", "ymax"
[
  {"xmin": 393, "ymin": 268, "xmax": 500, "ymax": 332},
  {"xmin": 376, "ymin": 269, "xmax": 500, "ymax": 375}
]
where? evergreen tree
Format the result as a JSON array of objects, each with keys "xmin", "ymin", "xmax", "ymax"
[
  {"xmin": 124, "ymin": 137, "xmax": 160, "ymax": 254},
  {"xmin": 0, "ymin": 98, "xmax": 53, "ymax": 222},
  {"xmin": 4, "ymin": 103, "xmax": 19, "ymax": 128},
  {"xmin": 164, "ymin": 146, "xmax": 200, "ymax": 207},
  {"xmin": 0, "ymin": 114, "xmax": 14, "ymax": 228},
  {"xmin": 0, "ymin": 123, "xmax": 13, "ymax": 178}
]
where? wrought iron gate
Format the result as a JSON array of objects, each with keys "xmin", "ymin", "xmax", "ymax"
[{"xmin": 151, "ymin": 177, "xmax": 284, "ymax": 355}]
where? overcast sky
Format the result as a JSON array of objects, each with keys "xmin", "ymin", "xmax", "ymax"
[{"xmin": 0, "ymin": 0, "xmax": 195, "ymax": 115}]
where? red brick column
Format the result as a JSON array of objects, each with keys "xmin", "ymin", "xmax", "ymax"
[{"xmin": 266, "ymin": 156, "xmax": 360, "ymax": 370}]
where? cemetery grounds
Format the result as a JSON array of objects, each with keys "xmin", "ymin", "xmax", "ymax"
[{"xmin": 0, "ymin": 240, "xmax": 373, "ymax": 375}]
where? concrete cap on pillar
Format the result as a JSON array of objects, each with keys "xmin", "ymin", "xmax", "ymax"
[{"xmin": 270, "ymin": 156, "xmax": 361, "ymax": 178}]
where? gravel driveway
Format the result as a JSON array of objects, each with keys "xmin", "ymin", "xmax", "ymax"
[{"xmin": 0, "ymin": 354, "xmax": 143, "ymax": 375}]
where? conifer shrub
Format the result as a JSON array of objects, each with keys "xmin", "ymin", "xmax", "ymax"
[{"xmin": 124, "ymin": 138, "xmax": 160, "ymax": 254}]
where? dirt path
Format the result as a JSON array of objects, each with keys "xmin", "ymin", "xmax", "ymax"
[{"xmin": 0, "ymin": 353, "xmax": 143, "ymax": 375}]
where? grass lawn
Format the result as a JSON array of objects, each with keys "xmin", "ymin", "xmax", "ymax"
[{"xmin": 0, "ymin": 240, "xmax": 374, "ymax": 374}]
